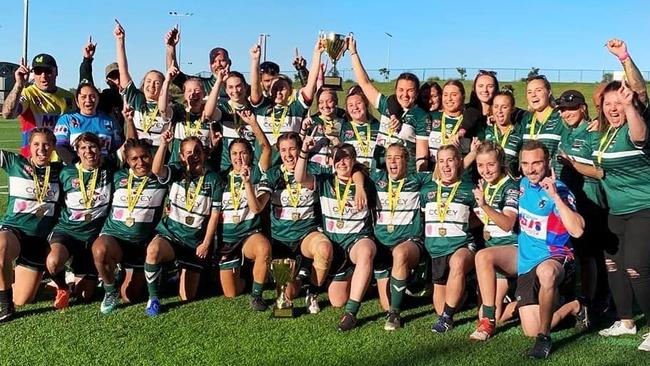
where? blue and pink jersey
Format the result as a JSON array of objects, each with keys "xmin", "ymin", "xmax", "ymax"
[{"xmin": 517, "ymin": 176, "xmax": 576, "ymax": 275}]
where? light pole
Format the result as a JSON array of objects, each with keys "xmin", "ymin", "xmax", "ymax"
[
  {"xmin": 23, "ymin": 0, "xmax": 29, "ymax": 62},
  {"xmin": 169, "ymin": 11, "xmax": 193, "ymax": 65},
  {"xmin": 385, "ymin": 32, "xmax": 393, "ymax": 74},
  {"xmin": 260, "ymin": 34, "xmax": 270, "ymax": 61}
]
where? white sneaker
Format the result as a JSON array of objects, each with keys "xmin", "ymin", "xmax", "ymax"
[
  {"xmin": 598, "ymin": 321, "xmax": 637, "ymax": 337},
  {"xmin": 638, "ymin": 333, "xmax": 650, "ymax": 352},
  {"xmin": 306, "ymin": 293, "xmax": 320, "ymax": 314}
]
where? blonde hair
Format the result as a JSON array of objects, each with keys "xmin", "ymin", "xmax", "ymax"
[{"xmin": 434, "ymin": 145, "xmax": 463, "ymax": 181}]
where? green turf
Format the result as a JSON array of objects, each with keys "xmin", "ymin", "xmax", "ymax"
[{"xmin": 0, "ymin": 84, "xmax": 649, "ymax": 365}]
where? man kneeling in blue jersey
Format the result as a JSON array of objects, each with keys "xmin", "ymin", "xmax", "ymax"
[{"xmin": 516, "ymin": 141, "xmax": 588, "ymax": 359}]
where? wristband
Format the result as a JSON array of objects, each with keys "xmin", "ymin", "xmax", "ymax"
[
  {"xmin": 618, "ymin": 52, "xmax": 630, "ymax": 62},
  {"xmin": 416, "ymin": 157, "xmax": 427, "ymax": 162}
]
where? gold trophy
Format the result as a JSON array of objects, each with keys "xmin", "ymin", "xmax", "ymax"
[
  {"xmin": 269, "ymin": 258, "xmax": 298, "ymax": 318},
  {"xmin": 321, "ymin": 31, "xmax": 351, "ymax": 90}
]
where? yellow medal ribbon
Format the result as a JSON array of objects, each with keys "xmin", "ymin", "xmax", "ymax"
[
  {"xmin": 185, "ymin": 173, "xmax": 205, "ymax": 213},
  {"xmin": 319, "ymin": 115, "xmax": 334, "ymax": 135},
  {"xmin": 271, "ymin": 106, "xmax": 289, "ymax": 138},
  {"xmin": 77, "ymin": 163, "xmax": 99, "ymax": 209},
  {"xmin": 493, "ymin": 124, "xmax": 513, "ymax": 148},
  {"xmin": 141, "ymin": 105, "xmax": 159, "ymax": 134},
  {"xmin": 597, "ymin": 125, "xmax": 620, "ymax": 165},
  {"xmin": 387, "ymin": 177, "xmax": 405, "ymax": 224},
  {"xmin": 335, "ymin": 176, "xmax": 352, "ymax": 222},
  {"xmin": 351, "ymin": 121, "xmax": 371, "ymax": 155},
  {"xmin": 282, "ymin": 166, "xmax": 302, "ymax": 209},
  {"xmin": 126, "ymin": 171, "xmax": 149, "ymax": 216},
  {"xmin": 441, "ymin": 113, "xmax": 464, "ymax": 145},
  {"xmin": 436, "ymin": 180, "xmax": 461, "ymax": 224},
  {"xmin": 229, "ymin": 171, "xmax": 246, "ymax": 211},
  {"xmin": 185, "ymin": 111, "xmax": 202, "ymax": 137},
  {"xmin": 528, "ymin": 107, "xmax": 553, "ymax": 140},
  {"xmin": 31, "ymin": 163, "xmax": 51, "ymax": 204},
  {"xmin": 481, "ymin": 175, "xmax": 508, "ymax": 225}
]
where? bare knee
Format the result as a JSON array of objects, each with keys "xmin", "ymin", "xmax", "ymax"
[
  {"xmin": 536, "ymin": 265, "xmax": 560, "ymax": 288},
  {"xmin": 392, "ymin": 247, "xmax": 410, "ymax": 267},
  {"xmin": 475, "ymin": 250, "xmax": 493, "ymax": 268},
  {"xmin": 146, "ymin": 242, "xmax": 161, "ymax": 263},
  {"xmin": 92, "ymin": 241, "xmax": 107, "ymax": 262}
]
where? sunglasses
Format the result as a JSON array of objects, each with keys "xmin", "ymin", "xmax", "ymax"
[
  {"xmin": 478, "ymin": 70, "xmax": 497, "ymax": 76},
  {"xmin": 33, "ymin": 68, "xmax": 54, "ymax": 76},
  {"xmin": 557, "ymin": 94, "xmax": 581, "ymax": 103}
]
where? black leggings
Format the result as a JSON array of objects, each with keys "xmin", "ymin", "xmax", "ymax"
[{"xmin": 606, "ymin": 208, "xmax": 650, "ymax": 321}]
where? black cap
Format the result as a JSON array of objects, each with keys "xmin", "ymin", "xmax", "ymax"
[
  {"xmin": 260, "ymin": 61, "xmax": 280, "ymax": 75},
  {"xmin": 32, "ymin": 53, "xmax": 57, "ymax": 69},
  {"xmin": 555, "ymin": 90, "xmax": 586, "ymax": 109}
]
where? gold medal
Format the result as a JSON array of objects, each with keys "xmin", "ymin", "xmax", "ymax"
[
  {"xmin": 438, "ymin": 227, "xmax": 447, "ymax": 237},
  {"xmin": 84, "ymin": 213, "xmax": 93, "ymax": 222},
  {"xmin": 271, "ymin": 106, "xmax": 289, "ymax": 139},
  {"xmin": 31, "ymin": 163, "xmax": 51, "ymax": 212},
  {"xmin": 185, "ymin": 216, "xmax": 195, "ymax": 225},
  {"xmin": 126, "ymin": 171, "xmax": 149, "ymax": 228},
  {"xmin": 336, "ymin": 220, "xmax": 344, "ymax": 229},
  {"xmin": 125, "ymin": 216, "xmax": 135, "ymax": 227},
  {"xmin": 283, "ymin": 166, "xmax": 302, "ymax": 221},
  {"xmin": 440, "ymin": 113, "xmax": 464, "ymax": 145},
  {"xmin": 387, "ymin": 177, "xmax": 405, "ymax": 237},
  {"xmin": 185, "ymin": 173, "xmax": 205, "ymax": 218},
  {"xmin": 436, "ymin": 180, "xmax": 460, "ymax": 233},
  {"xmin": 351, "ymin": 121, "xmax": 371, "ymax": 158},
  {"xmin": 334, "ymin": 177, "xmax": 352, "ymax": 230},
  {"xmin": 233, "ymin": 215, "xmax": 241, "ymax": 224},
  {"xmin": 35, "ymin": 207, "xmax": 46, "ymax": 218},
  {"xmin": 528, "ymin": 107, "xmax": 553, "ymax": 140},
  {"xmin": 291, "ymin": 212, "xmax": 300, "ymax": 221},
  {"xmin": 483, "ymin": 230, "xmax": 491, "ymax": 241},
  {"xmin": 387, "ymin": 224, "xmax": 395, "ymax": 233}
]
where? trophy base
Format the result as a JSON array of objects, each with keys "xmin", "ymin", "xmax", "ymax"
[
  {"xmin": 271, "ymin": 305, "xmax": 295, "ymax": 318},
  {"xmin": 323, "ymin": 76, "xmax": 343, "ymax": 90}
]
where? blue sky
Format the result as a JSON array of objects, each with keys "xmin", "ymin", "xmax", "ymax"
[{"xmin": 1, "ymin": 0, "xmax": 648, "ymax": 89}]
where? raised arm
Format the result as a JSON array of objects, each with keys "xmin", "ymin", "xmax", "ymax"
[
  {"xmin": 238, "ymin": 109, "xmax": 271, "ymax": 171},
  {"xmin": 348, "ymin": 35, "xmax": 381, "ymax": 107},
  {"xmin": 607, "ymin": 39, "xmax": 647, "ymax": 104},
  {"xmin": 157, "ymin": 66, "xmax": 179, "ymax": 120},
  {"xmin": 79, "ymin": 36, "xmax": 96, "ymax": 85},
  {"xmin": 295, "ymin": 131, "xmax": 316, "ymax": 184},
  {"xmin": 240, "ymin": 166, "xmax": 266, "ymax": 214},
  {"xmin": 114, "ymin": 22, "xmax": 133, "ymax": 88},
  {"xmin": 249, "ymin": 43, "xmax": 263, "ymax": 106},
  {"xmin": 541, "ymin": 170, "xmax": 584, "ymax": 238},
  {"xmin": 298, "ymin": 39, "xmax": 325, "ymax": 103},
  {"xmin": 2, "ymin": 58, "xmax": 29, "ymax": 119},
  {"xmin": 164, "ymin": 27, "xmax": 180, "ymax": 69},
  {"xmin": 619, "ymin": 80, "xmax": 647, "ymax": 144},
  {"xmin": 202, "ymin": 69, "xmax": 227, "ymax": 122},
  {"xmin": 152, "ymin": 130, "xmax": 173, "ymax": 179},
  {"xmin": 472, "ymin": 185, "xmax": 517, "ymax": 232}
]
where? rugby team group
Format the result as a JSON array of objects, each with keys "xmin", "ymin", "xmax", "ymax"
[{"xmin": 1, "ymin": 22, "xmax": 649, "ymax": 359}]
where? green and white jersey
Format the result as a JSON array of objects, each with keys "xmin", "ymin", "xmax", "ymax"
[
  {"xmin": 52, "ymin": 164, "xmax": 113, "ymax": 242},
  {"xmin": 218, "ymin": 165, "xmax": 267, "ymax": 243},
  {"xmin": 101, "ymin": 169, "xmax": 167, "ymax": 243},
  {"xmin": 557, "ymin": 121, "xmax": 606, "ymax": 208},
  {"xmin": 316, "ymin": 172, "xmax": 372, "ymax": 249},
  {"xmin": 155, "ymin": 164, "xmax": 222, "ymax": 249},
  {"xmin": 421, "ymin": 179, "xmax": 476, "ymax": 258},
  {"xmin": 339, "ymin": 119, "xmax": 382, "ymax": 169},
  {"xmin": 372, "ymin": 170, "xmax": 431, "ymax": 247},
  {"xmin": 252, "ymin": 93, "xmax": 310, "ymax": 164},
  {"xmin": 0, "ymin": 151, "xmax": 62, "ymax": 238},
  {"xmin": 478, "ymin": 123, "xmax": 523, "ymax": 176},
  {"xmin": 427, "ymin": 111, "xmax": 464, "ymax": 163},
  {"xmin": 592, "ymin": 123, "xmax": 650, "ymax": 215},
  {"xmin": 305, "ymin": 113, "xmax": 344, "ymax": 167},
  {"xmin": 216, "ymin": 100, "xmax": 255, "ymax": 171},
  {"xmin": 518, "ymin": 109, "xmax": 566, "ymax": 171},
  {"xmin": 169, "ymin": 104, "xmax": 212, "ymax": 164},
  {"xmin": 123, "ymin": 81, "xmax": 172, "ymax": 148},
  {"xmin": 471, "ymin": 176, "xmax": 519, "ymax": 247},
  {"xmin": 258, "ymin": 163, "xmax": 320, "ymax": 245},
  {"xmin": 375, "ymin": 94, "xmax": 430, "ymax": 173}
]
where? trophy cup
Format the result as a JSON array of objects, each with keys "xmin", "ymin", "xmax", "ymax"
[
  {"xmin": 269, "ymin": 258, "xmax": 298, "ymax": 318},
  {"xmin": 321, "ymin": 31, "xmax": 351, "ymax": 90}
]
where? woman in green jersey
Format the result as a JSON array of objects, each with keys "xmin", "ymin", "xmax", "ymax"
[
  {"xmin": 0, "ymin": 128, "xmax": 61, "ymax": 321},
  {"xmin": 428, "ymin": 81, "xmax": 469, "ymax": 168},
  {"xmin": 46, "ymin": 133, "xmax": 113, "ymax": 310},
  {"xmin": 300, "ymin": 89, "xmax": 344, "ymax": 167},
  {"xmin": 92, "ymin": 139, "xmax": 168, "ymax": 315},
  {"xmin": 593, "ymin": 81, "xmax": 650, "ymax": 351},
  {"xmin": 296, "ymin": 140, "xmax": 376, "ymax": 331},
  {"xmin": 143, "ymin": 132, "xmax": 222, "ymax": 316},
  {"xmin": 215, "ymin": 109, "xmax": 273, "ymax": 312},
  {"xmin": 338, "ymin": 87, "xmax": 382, "ymax": 169},
  {"xmin": 468, "ymin": 142, "xmax": 520, "ymax": 341},
  {"xmin": 421, "ymin": 145, "xmax": 478, "ymax": 333}
]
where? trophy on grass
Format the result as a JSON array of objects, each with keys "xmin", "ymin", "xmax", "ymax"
[
  {"xmin": 320, "ymin": 31, "xmax": 351, "ymax": 90},
  {"xmin": 269, "ymin": 258, "xmax": 298, "ymax": 318}
]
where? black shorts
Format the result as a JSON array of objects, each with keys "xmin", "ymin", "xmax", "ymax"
[
  {"xmin": 374, "ymin": 237, "xmax": 425, "ymax": 280},
  {"xmin": 48, "ymin": 232, "xmax": 98, "ymax": 278},
  {"xmin": 431, "ymin": 244, "xmax": 476, "ymax": 285},
  {"xmin": 0, "ymin": 226, "xmax": 48, "ymax": 272},
  {"xmin": 99, "ymin": 233, "xmax": 149, "ymax": 270},
  {"xmin": 515, "ymin": 256, "xmax": 576, "ymax": 308},
  {"xmin": 271, "ymin": 229, "xmax": 319, "ymax": 259},
  {"xmin": 329, "ymin": 236, "xmax": 375, "ymax": 282},
  {"xmin": 156, "ymin": 234, "xmax": 208, "ymax": 272}
]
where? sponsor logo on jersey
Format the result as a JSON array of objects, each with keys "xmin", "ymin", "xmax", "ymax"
[
  {"xmin": 377, "ymin": 180, "xmax": 387, "ymax": 188},
  {"xmin": 71, "ymin": 117, "xmax": 80, "ymax": 128},
  {"xmin": 538, "ymin": 199, "xmax": 547, "ymax": 209},
  {"xmin": 432, "ymin": 119, "xmax": 441, "ymax": 128}
]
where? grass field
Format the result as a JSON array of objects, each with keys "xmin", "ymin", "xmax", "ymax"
[{"xmin": 0, "ymin": 82, "xmax": 649, "ymax": 366}]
